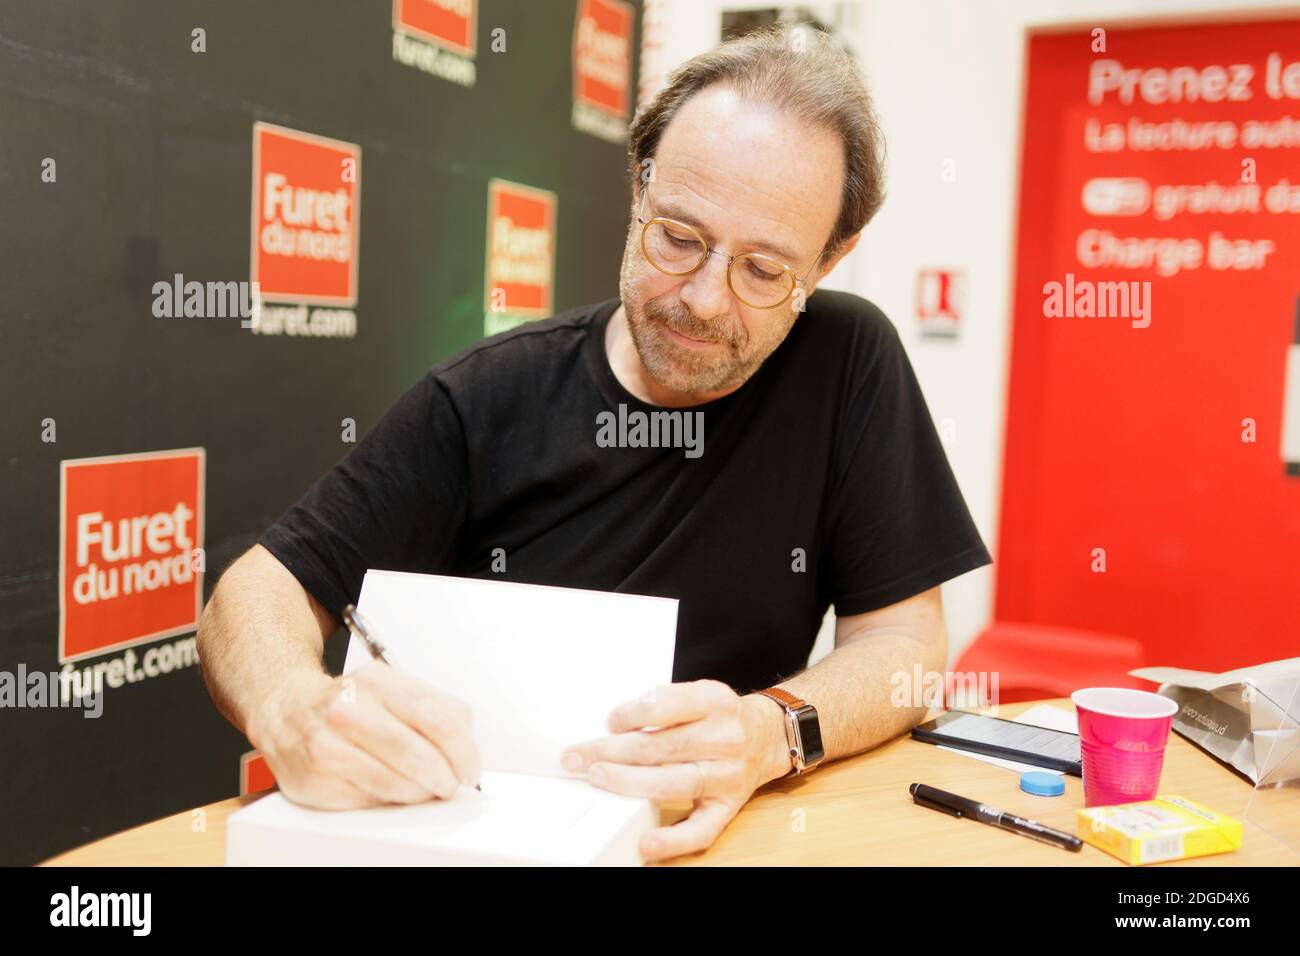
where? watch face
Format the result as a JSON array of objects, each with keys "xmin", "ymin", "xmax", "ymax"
[{"xmin": 794, "ymin": 707, "xmax": 824, "ymax": 763}]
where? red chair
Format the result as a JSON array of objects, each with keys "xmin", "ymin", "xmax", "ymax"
[{"xmin": 951, "ymin": 621, "xmax": 1148, "ymax": 705}]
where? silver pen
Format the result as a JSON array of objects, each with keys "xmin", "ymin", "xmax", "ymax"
[{"xmin": 342, "ymin": 604, "xmax": 393, "ymax": 665}]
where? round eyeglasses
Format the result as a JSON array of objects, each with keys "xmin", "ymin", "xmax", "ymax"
[{"xmin": 635, "ymin": 188, "xmax": 816, "ymax": 310}]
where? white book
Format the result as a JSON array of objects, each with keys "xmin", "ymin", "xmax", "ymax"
[{"xmin": 226, "ymin": 570, "xmax": 678, "ymax": 866}]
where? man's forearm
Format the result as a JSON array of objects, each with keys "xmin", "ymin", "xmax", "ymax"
[
  {"xmin": 746, "ymin": 629, "xmax": 947, "ymax": 784},
  {"xmin": 196, "ymin": 544, "xmax": 334, "ymax": 737}
]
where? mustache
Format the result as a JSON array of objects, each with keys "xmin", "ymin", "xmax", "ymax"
[{"xmin": 647, "ymin": 301, "xmax": 740, "ymax": 345}]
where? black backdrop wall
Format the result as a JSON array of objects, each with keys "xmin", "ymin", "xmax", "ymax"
[{"xmin": 0, "ymin": 0, "xmax": 640, "ymax": 865}]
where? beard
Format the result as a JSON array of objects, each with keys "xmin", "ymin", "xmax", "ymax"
[{"xmin": 618, "ymin": 252, "xmax": 799, "ymax": 396}]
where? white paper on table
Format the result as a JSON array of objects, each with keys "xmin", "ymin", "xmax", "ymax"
[
  {"xmin": 227, "ymin": 771, "xmax": 656, "ymax": 865},
  {"xmin": 936, "ymin": 704, "xmax": 1079, "ymax": 776},
  {"xmin": 344, "ymin": 569, "xmax": 678, "ymax": 779}
]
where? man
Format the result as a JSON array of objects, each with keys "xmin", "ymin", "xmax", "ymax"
[{"xmin": 197, "ymin": 25, "xmax": 990, "ymax": 862}]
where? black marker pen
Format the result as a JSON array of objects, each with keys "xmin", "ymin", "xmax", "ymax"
[{"xmin": 910, "ymin": 782, "xmax": 1082, "ymax": 851}]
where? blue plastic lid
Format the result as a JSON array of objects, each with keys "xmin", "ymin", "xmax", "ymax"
[{"xmin": 1019, "ymin": 771, "xmax": 1065, "ymax": 796}]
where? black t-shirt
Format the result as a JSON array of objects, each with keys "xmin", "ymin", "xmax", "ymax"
[{"xmin": 260, "ymin": 289, "xmax": 991, "ymax": 693}]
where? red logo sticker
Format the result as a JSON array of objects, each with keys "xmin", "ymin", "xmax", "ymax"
[
  {"xmin": 59, "ymin": 449, "xmax": 205, "ymax": 663},
  {"xmin": 573, "ymin": 0, "xmax": 634, "ymax": 119},
  {"xmin": 916, "ymin": 268, "xmax": 966, "ymax": 338},
  {"xmin": 485, "ymin": 179, "xmax": 557, "ymax": 319},
  {"xmin": 251, "ymin": 122, "xmax": 361, "ymax": 307},
  {"xmin": 240, "ymin": 751, "xmax": 277, "ymax": 795},
  {"xmin": 393, "ymin": 0, "xmax": 477, "ymax": 57}
]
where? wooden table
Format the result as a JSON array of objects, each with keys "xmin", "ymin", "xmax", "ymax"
[{"xmin": 42, "ymin": 699, "xmax": 1299, "ymax": 866}]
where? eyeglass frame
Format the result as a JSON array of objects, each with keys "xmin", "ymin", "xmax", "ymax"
[{"xmin": 634, "ymin": 185, "xmax": 819, "ymax": 310}]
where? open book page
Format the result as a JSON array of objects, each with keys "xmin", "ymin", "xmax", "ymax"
[{"xmin": 345, "ymin": 570, "xmax": 678, "ymax": 778}]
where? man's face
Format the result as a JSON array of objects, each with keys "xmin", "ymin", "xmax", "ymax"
[{"xmin": 619, "ymin": 84, "xmax": 846, "ymax": 397}]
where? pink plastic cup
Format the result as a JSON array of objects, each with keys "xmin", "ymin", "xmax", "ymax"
[{"xmin": 1070, "ymin": 687, "xmax": 1179, "ymax": 807}]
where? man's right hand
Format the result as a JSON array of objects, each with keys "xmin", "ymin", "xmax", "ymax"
[{"xmin": 245, "ymin": 661, "xmax": 481, "ymax": 810}]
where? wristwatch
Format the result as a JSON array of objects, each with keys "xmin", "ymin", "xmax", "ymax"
[{"xmin": 755, "ymin": 687, "xmax": 825, "ymax": 776}]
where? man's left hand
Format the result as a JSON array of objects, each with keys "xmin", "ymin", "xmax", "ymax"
[{"xmin": 560, "ymin": 680, "xmax": 789, "ymax": 862}]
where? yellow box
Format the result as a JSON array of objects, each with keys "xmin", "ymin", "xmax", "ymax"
[{"xmin": 1077, "ymin": 795, "xmax": 1243, "ymax": 865}]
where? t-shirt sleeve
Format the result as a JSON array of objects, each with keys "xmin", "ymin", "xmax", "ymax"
[
  {"xmin": 258, "ymin": 371, "xmax": 468, "ymax": 621},
  {"xmin": 821, "ymin": 319, "xmax": 991, "ymax": 617}
]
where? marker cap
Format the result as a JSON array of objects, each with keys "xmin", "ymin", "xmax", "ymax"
[{"xmin": 1019, "ymin": 771, "xmax": 1065, "ymax": 797}]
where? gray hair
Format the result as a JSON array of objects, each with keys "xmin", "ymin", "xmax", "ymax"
[{"xmin": 628, "ymin": 24, "xmax": 887, "ymax": 268}]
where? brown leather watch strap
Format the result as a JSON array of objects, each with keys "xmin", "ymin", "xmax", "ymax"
[{"xmin": 756, "ymin": 686, "xmax": 807, "ymax": 711}]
